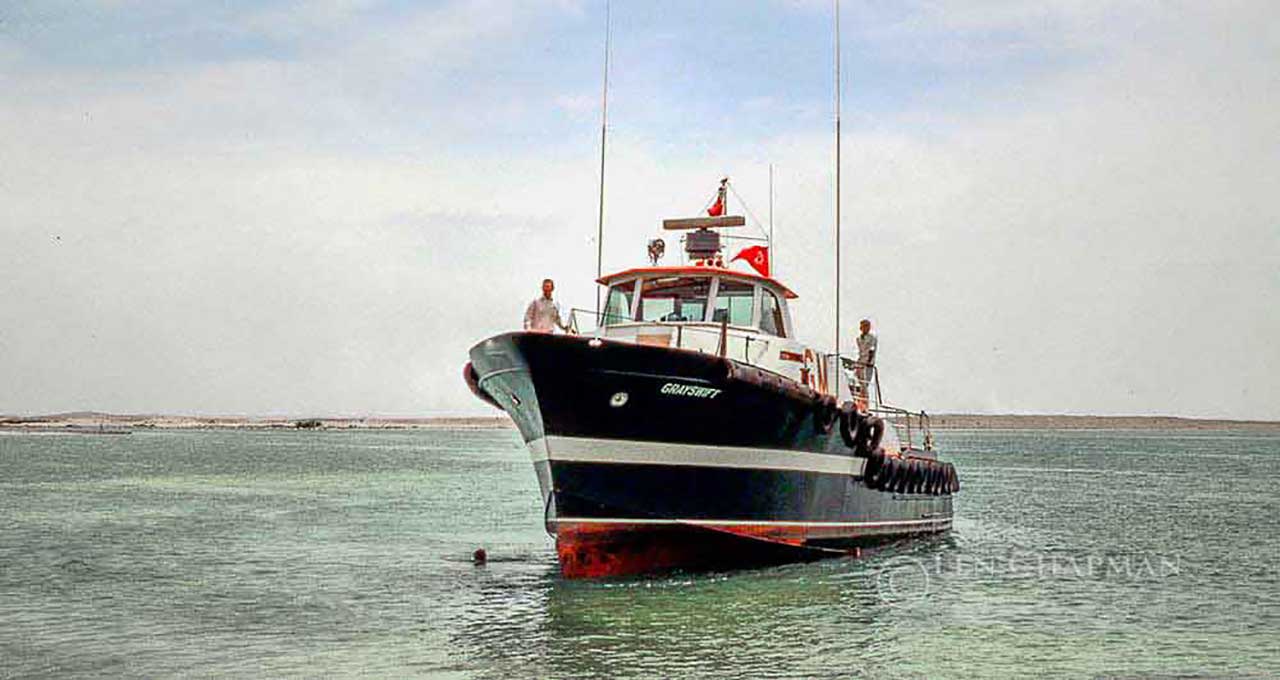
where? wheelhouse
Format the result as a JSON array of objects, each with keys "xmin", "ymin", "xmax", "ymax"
[{"xmin": 598, "ymin": 266, "xmax": 796, "ymax": 338}]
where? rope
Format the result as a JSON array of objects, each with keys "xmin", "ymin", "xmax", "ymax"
[{"xmin": 726, "ymin": 181, "xmax": 772, "ymax": 240}]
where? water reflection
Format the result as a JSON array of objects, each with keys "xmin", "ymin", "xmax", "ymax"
[{"xmin": 450, "ymin": 535, "xmax": 961, "ymax": 679}]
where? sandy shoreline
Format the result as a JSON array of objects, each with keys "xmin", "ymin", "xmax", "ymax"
[
  {"xmin": 925, "ymin": 414, "xmax": 1280, "ymax": 432},
  {"xmin": 0, "ymin": 412, "xmax": 509, "ymax": 432},
  {"xmin": 2, "ymin": 411, "xmax": 1277, "ymax": 433}
]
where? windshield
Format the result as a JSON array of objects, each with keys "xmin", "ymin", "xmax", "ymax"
[
  {"xmin": 760, "ymin": 289, "xmax": 786, "ymax": 337},
  {"xmin": 603, "ymin": 281, "xmax": 636, "ymax": 326},
  {"xmin": 711, "ymin": 279, "xmax": 755, "ymax": 326},
  {"xmin": 636, "ymin": 276, "xmax": 711, "ymax": 323}
]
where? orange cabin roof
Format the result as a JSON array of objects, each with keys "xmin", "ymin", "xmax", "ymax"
[{"xmin": 597, "ymin": 265, "xmax": 799, "ymax": 299}]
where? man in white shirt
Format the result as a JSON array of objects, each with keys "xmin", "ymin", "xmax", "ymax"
[
  {"xmin": 524, "ymin": 278, "xmax": 570, "ymax": 333},
  {"xmin": 855, "ymin": 318, "xmax": 878, "ymax": 393}
]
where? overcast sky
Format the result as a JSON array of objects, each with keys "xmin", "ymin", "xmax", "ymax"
[{"xmin": 2, "ymin": 1, "xmax": 1276, "ymax": 419}]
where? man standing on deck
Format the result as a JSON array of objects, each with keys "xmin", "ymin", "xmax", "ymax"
[
  {"xmin": 524, "ymin": 278, "xmax": 570, "ymax": 333},
  {"xmin": 855, "ymin": 318, "xmax": 878, "ymax": 393}
]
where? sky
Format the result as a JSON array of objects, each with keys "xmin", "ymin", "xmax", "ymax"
[{"xmin": 1, "ymin": 0, "xmax": 1277, "ymax": 419}]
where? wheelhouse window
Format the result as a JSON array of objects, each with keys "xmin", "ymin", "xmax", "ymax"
[
  {"xmin": 603, "ymin": 281, "xmax": 636, "ymax": 326},
  {"xmin": 711, "ymin": 279, "xmax": 755, "ymax": 326},
  {"xmin": 760, "ymin": 289, "xmax": 787, "ymax": 337},
  {"xmin": 636, "ymin": 276, "xmax": 711, "ymax": 323}
]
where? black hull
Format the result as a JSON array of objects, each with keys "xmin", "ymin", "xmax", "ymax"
[{"xmin": 468, "ymin": 332, "xmax": 953, "ymax": 577}]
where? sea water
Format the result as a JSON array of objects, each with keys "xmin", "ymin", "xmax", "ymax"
[{"xmin": 1, "ymin": 428, "xmax": 1277, "ymax": 678}]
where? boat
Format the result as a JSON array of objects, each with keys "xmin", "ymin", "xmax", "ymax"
[
  {"xmin": 463, "ymin": 3, "xmax": 957, "ymax": 578},
  {"xmin": 463, "ymin": 203, "xmax": 959, "ymax": 578}
]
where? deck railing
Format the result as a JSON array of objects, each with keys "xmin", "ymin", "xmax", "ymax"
[
  {"xmin": 840, "ymin": 357, "xmax": 933, "ymax": 451},
  {"xmin": 568, "ymin": 307, "xmax": 770, "ymax": 364},
  {"xmin": 569, "ymin": 308, "xmax": 933, "ymax": 451}
]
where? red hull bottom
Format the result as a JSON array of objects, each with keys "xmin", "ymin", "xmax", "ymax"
[{"xmin": 555, "ymin": 520, "xmax": 857, "ymax": 579}]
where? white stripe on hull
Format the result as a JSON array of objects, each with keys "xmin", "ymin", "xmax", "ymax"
[
  {"xmin": 527, "ymin": 435, "xmax": 866, "ymax": 476},
  {"xmin": 550, "ymin": 516, "xmax": 951, "ymax": 528}
]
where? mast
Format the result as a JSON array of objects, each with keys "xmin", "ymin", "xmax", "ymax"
[
  {"xmin": 768, "ymin": 163, "xmax": 774, "ymax": 276},
  {"xmin": 833, "ymin": 0, "xmax": 842, "ymax": 359},
  {"xmin": 594, "ymin": 0, "xmax": 612, "ymax": 319}
]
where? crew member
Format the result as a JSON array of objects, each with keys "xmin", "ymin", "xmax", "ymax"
[
  {"xmin": 855, "ymin": 318, "xmax": 878, "ymax": 392},
  {"xmin": 523, "ymin": 278, "xmax": 570, "ymax": 333}
]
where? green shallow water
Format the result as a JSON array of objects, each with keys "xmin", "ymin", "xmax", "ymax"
[{"xmin": 1, "ymin": 428, "xmax": 1277, "ymax": 678}]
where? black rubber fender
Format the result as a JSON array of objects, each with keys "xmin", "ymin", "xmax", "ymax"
[
  {"xmin": 863, "ymin": 448, "xmax": 885, "ymax": 487},
  {"xmin": 869, "ymin": 455, "xmax": 888, "ymax": 490},
  {"xmin": 909, "ymin": 460, "xmax": 925, "ymax": 494},
  {"xmin": 896, "ymin": 461, "xmax": 916, "ymax": 491},
  {"xmin": 814, "ymin": 395, "xmax": 839, "ymax": 434},
  {"xmin": 839, "ymin": 403, "xmax": 861, "ymax": 449},
  {"xmin": 874, "ymin": 451, "xmax": 895, "ymax": 490},
  {"xmin": 851, "ymin": 416, "xmax": 871, "ymax": 455},
  {"xmin": 878, "ymin": 456, "xmax": 899, "ymax": 492},
  {"xmin": 862, "ymin": 416, "xmax": 885, "ymax": 456},
  {"xmin": 893, "ymin": 459, "xmax": 912, "ymax": 494}
]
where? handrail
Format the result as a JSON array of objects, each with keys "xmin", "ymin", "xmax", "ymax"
[
  {"xmin": 839, "ymin": 356, "xmax": 932, "ymax": 451},
  {"xmin": 872, "ymin": 404, "xmax": 934, "ymax": 452},
  {"xmin": 569, "ymin": 307, "xmax": 769, "ymax": 365},
  {"xmin": 567, "ymin": 307, "xmax": 933, "ymax": 450}
]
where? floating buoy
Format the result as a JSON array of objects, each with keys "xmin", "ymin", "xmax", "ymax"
[{"xmin": 472, "ymin": 548, "xmax": 487, "ymax": 565}]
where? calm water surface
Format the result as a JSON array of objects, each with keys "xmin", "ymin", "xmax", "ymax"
[{"xmin": 1, "ymin": 428, "xmax": 1277, "ymax": 678}]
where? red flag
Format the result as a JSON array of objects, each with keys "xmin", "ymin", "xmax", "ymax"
[
  {"xmin": 707, "ymin": 194, "xmax": 724, "ymax": 217},
  {"xmin": 731, "ymin": 245, "xmax": 770, "ymax": 277}
]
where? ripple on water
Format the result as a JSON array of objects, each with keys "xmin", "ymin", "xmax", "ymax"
[{"xmin": 0, "ymin": 428, "xmax": 1278, "ymax": 678}]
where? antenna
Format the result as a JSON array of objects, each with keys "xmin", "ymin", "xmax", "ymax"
[
  {"xmin": 833, "ymin": 0, "xmax": 842, "ymax": 359},
  {"xmin": 594, "ymin": 0, "xmax": 612, "ymax": 318},
  {"xmin": 768, "ymin": 163, "xmax": 774, "ymax": 276}
]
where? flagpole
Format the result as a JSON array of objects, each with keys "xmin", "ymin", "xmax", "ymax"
[
  {"xmin": 833, "ymin": 0, "xmax": 842, "ymax": 361},
  {"xmin": 768, "ymin": 163, "xmax": 774, "ymax": 278},
  {"xmin": 594, "ymin": 0, "xmax": 612, "ymax": 320}
]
